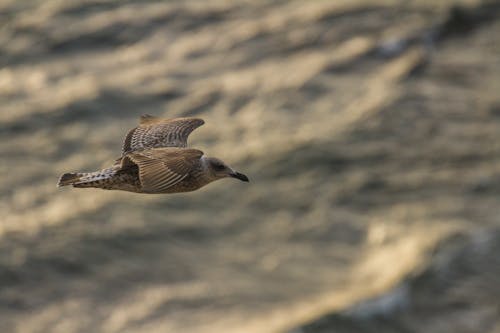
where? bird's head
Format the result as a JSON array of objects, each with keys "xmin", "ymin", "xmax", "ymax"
[{"xmin": 205, "ymin": 157, "xmax": 249, "ymax": 182}]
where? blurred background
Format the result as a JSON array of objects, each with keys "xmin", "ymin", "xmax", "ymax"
[{"xmin": 1, "ymin": 0, "xmax": 500, "ymax": 332}]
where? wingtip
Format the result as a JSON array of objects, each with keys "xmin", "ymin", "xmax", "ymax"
[
  {"xmin": 139, "ymin": 114, "xmax": 205, "ymax": 126},
  {"xmin": 173, "ymin": 116, "xmax": 205, "ymax": 123},
  {"xmin": 187, "ymin": 117, "xmax": 205, "ymax": 127},
  {"xmin": 139, "ymin": 114, "xmax": 158, "ymax": 124}
]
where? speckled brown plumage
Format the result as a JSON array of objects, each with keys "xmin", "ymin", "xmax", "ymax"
[{"xmin": 58, "ymin": 115, "xmax": 249, "ymax": 193}]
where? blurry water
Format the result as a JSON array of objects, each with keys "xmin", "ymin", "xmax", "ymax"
[{"xmin": 1, "ymin": 1, "xmax": 499, "ymax": 332}]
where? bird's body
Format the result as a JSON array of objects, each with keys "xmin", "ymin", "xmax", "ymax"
[{"xmin": 58, "ymin": 115, "xmax": 248, "ymax": 193}]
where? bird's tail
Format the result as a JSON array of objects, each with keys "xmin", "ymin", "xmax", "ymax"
[
  {"xmin": 57, "ymin": 172, "xmax": 83, "ymax": 186},
  {"xmin": 57, "ymin": 168, "xmax": 116, "ymax": 188}
]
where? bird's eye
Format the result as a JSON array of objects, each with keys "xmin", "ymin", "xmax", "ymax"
[{"xmin": 214, "ymin": 163, "xmax": 225, "ymax": 171}]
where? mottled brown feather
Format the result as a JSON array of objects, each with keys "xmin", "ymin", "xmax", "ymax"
[
  {"xmin": 123, "ymin": 115, "xmax": 204, "ymax": 153},
  {"xmin": 125, "ymin": 148, "xmax": 204, "ymax": 193}
]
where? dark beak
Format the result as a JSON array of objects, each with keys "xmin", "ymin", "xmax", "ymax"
[{"xmin": 231, "ymin": 172, "xmax": 249, "ymax": 182}]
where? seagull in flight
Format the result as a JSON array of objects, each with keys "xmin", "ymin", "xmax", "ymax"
[{"xmin": 58, "ymin": 115, "xmax": 249, "ymax": 193}]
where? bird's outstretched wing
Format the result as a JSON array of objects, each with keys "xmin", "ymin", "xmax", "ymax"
[
  {"xmin": 123, "ymin": 115, "xmax": 204, "ymax": 153},
  {"xmin": 124, "ymin": 148, "xmax": 203, "ymax": 192}
]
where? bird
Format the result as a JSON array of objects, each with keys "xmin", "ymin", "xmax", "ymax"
[{"xmin": 57, "ymin": 114, "xmax": 249, "ymax": 193}]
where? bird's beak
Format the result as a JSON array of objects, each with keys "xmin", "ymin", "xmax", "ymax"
[{"xmin": 231, "ymin": 171, "xmax": 249, "ymax": 182}]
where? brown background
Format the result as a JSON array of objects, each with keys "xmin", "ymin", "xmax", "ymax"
[{"xmin": 1, "ymin": 1, "xmax": 499, "ymax": 332}]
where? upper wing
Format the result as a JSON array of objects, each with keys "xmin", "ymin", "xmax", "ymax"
[
  {"xmin": 123, "ymin": 115, "xmax": 204, "ymax": 153},
  {"xmin": 124, "ymin": 148, "xmax": 203, "ymax": 192}
]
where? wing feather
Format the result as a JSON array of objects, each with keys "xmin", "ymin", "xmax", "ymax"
[
  {"xmin": 123, "ymin": 115, "xmax": 204, "ymax": 153},
  {"xmin": 125, "ymin": 148, "xmax": 203, "ymax": 193}
]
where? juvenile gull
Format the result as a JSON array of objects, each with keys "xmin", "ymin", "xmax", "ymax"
[{"xmin": 57, "ymin": 115, "xmax": 249, "ymax": 193}]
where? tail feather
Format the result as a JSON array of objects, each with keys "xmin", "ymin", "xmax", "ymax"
[
  {"xmin": 57, "ymin": 173, "xmax": 82, "ymax": 187},
  {"xmin": 57, "ymin": 168, "xmax": 117, "ymax": 188}
]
